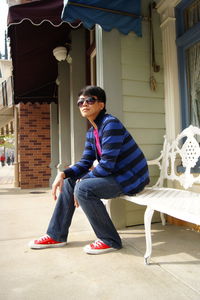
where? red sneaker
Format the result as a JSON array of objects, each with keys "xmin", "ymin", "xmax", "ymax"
[
  {"xmin": 83, "ymin": 239, "xmax": 118, "ymax": 254},
  {"xmin": 29, "ymin": 235, "xmax": 67, "ymax": 249}
]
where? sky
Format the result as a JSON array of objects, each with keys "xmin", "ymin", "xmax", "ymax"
[{"xmin": 0, "ymin": 0, "xmax": 9, "ymax": 55}]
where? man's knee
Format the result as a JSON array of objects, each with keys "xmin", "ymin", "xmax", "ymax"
[{"xmin": 74, "ymin": 180, "xmax": 91, "ymax": 201}]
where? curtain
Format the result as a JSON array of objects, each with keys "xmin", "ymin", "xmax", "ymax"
[
  {"xmin": 187, "ymin": 41, "xmax": 200, "ymax": 127},
  {"xmin": 185, "ymin": 0, "xmax": 200, "ymax": 30}
]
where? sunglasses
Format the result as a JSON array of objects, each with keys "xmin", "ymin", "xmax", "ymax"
[{"xmin": 77, "ymin": 96, "xmax": 98, "ymax": 108}]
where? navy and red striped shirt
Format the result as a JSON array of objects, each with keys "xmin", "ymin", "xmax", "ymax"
[{"xmin": 64, "ymin": 111, "xmax": 149, "ymax": 195}]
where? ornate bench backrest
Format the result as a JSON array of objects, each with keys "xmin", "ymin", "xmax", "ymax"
[{"xmin": 159, "ymin": 125, "xmax": 200, "ymax": 189}]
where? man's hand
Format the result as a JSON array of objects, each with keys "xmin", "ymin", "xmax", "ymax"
[
  {"xmin": 74, "ymin": 179, "xmax": 82, "ymax": 208},
  {"xmin": 74, "ymin": 197, "xmax": 79, "ymax": 208},
  {"xmin": 52, "ymin": 172, "xmax": 65, "ymax": 200}
]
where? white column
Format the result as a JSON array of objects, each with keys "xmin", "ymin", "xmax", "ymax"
[
  {"xmin": 95, "ymin": 26, "xmax": 126, "ymax": 227},
  {"xmin": 95, "ymin": 25, "xmax": 123, "ymax": 122},
  {"xmin": 57, "ymin": 61, "xmax": 71, "ymax": 171},
  {"xmin": 49, "ymin": 102, "xmax": 59, "ymax": 185},
  {"xmin": 70, "ymin": 28, "xmax": 87, "ymax": 164},
  {"xmin": 14, "ymin": 105, "xmax": 19, "ymax": 187},
  {"xmin": 157, "ymin": 0, "xmax": 182, "ymax": 141}
]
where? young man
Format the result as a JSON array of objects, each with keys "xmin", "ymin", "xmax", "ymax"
[{"xmin": 29, "ymin": 86, "xmax": 149, "ymax": 254}]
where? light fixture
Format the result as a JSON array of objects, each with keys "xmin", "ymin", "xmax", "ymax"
[
  {"xmin": 53, "ymin": 46, "xmax": 67, "ymax": 61},
  {"xmin": 56, "ymin": 77, "xmax": 60, "ymax": 85}
]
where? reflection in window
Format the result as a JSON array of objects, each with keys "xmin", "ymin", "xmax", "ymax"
[
  {"xmin": 186, "ymin": 41, "xmax": 200, "ymax": 127},
  {"xmin": 184, "ymin": 0, "xmax": 200, "ymax": 30}
]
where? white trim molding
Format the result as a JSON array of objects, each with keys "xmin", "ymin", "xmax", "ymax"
[
  {"xmin": 157, "ymin": 0, "xmax": 182, "ymax": 141},
  {"xmin": 157, "ymin": 0, "xmax": 182, "ymax": 21}
]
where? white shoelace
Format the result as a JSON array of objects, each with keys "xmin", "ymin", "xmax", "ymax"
[
  {"xmin": 91, "ymin": 239, "xmax": 104, "ymax": 247},
  {"xmin": 37, "ymin": 235, "xmax": 50, "ymax": 242}
]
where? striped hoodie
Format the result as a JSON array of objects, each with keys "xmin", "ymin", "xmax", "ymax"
[{"xmin": 64, "ymin": 111, "xmax": 150, "ymax": 195}]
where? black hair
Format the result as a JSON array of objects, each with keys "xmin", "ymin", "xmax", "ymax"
[{"xmin": 78, "ymin": 86, "xmax": 106, "ymax": 112}]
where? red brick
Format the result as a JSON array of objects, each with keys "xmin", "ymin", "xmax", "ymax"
[{"xmin": 18, "ymin": 103, "xmax": 51, "ymax": 189}]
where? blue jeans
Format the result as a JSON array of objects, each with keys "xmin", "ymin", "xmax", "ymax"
[{"xmin": 47, "ymin": 176, "xmax": 123, "ymax": 249}]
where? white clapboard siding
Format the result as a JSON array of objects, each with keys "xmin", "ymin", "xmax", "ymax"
[
  {"xmin": 119, "ymin": 6, "xmax": 165, "ymax": 226},
  {"xmin": 124, "ymin": 112, "xmax": 165, "ymax": 129},
  {"xmin": 122, "ymin": 80, "xmax": 164, "ymax": 99},
  {"xmin": 123, "ymin": 96, "xmax": 164, "ymax": 113},
  {"xmin": 128, "ymin": 128, "xmax": 165, "ymax": 145},
  {"xmin": 122, "ymin": 63, "xmax": 164, "ymax": 83}
]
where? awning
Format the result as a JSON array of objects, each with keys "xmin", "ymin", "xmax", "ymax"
[
  {"xmin": 8, "ymin": 0, "xmax": 63, "ymax": 26},
  {"xmin": 62, "ymin": 0, "xmax": 142, "ymax": 36},
  {"xmin": 7, "ymin": 0, "xmax": 142, "ymax": 104},
  {"xmin": 8, "ymin": 0, "xmax": 71, "ymax": 104}
]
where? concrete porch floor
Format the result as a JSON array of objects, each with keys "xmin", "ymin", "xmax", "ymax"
[{"xmin": 0, "ymin": 180, "xmax": 200, "ymax": 300}]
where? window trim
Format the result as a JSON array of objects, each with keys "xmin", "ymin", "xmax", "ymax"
[{"xmin": 176, "ymin": 0, "xmax": 200, "ymax": 128}]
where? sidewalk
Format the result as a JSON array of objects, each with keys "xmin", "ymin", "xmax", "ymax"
[
  {"xmin": 0, "ymin": 164, "xmax": 14, "ymax": 184},
  {"xmin": 0, "ymin": 173, "xmax": 200, "ymax": 299}
]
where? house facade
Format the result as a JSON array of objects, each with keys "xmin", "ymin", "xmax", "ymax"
[
  {"xmin": 0, "ymin": 60, "xmax": 14, "ymax": 164},
  {"xmin": 7, "ymin": 0, "xmax": 200, "ymax": 229}
]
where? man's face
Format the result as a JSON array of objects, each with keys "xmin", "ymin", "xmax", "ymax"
[{"xmin": 77, "ymin": 95, "xmax": 105, "ymax": 120}]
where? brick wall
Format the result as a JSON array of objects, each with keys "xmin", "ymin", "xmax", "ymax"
[{"xmin": 18, "ymin": 103, "xmax": 51, "ymax": 189}]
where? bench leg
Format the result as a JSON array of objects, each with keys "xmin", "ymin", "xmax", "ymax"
[{"xmin": 144, "ymin": 206, "xmax": 154, "ymax": 265}]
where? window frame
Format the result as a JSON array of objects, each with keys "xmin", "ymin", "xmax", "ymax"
[{"xmin": 176, "ymin": 0, "xmax": 200, "ymax": 128}]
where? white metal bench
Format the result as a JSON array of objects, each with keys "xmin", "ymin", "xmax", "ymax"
[{"xmin": 121, "ymin": 125, "xmax": 200, "ymax": 264}]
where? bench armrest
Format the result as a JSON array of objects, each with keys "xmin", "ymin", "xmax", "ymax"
[{"xmin": 147, "ymin": 151, "xmax": 164, "ymax": 170}]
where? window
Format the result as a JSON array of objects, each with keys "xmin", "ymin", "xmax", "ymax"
[
  {"xmin": 176, "ymin": 0, "xmax": 200, "ymax": 128},
  {"xmin": 184, "ymin": 0, "xmax": 200, "ymax": 30}
]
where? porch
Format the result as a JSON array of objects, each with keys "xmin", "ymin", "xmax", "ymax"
[{"xmin": 0, "ymin": 180, "xmax": 200, "ymax": 299}]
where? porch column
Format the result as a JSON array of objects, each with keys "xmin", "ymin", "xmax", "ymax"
[
  {"xmin": 95, "ymin": 25, "xmax": 125, "ymax": 228},
  {"xmin": 57, "ymin": 61, "xmax": 71, "ymax": 171},
  {"xmin": 95, "ymin": 25, "xmax": 123, "ymax": 122},
  {"xmin": 157, "ymin": 0, "xmax": 182, "ymax": 141},
  {"xmin": 70, "ymin": 28, "xmax": 87, "ymax": 164},
  {"xmin": 14, "ymin": 106, "xmax": 19, "ymax": 187},
  {"xmin": 49, "ymin": 102, "xmax": 59, "ymax": 185}
]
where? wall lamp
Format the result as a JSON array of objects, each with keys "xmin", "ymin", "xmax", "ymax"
[{"xmin": 53, "ymin": 46, "xmax": 72, "ymax": 64}]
